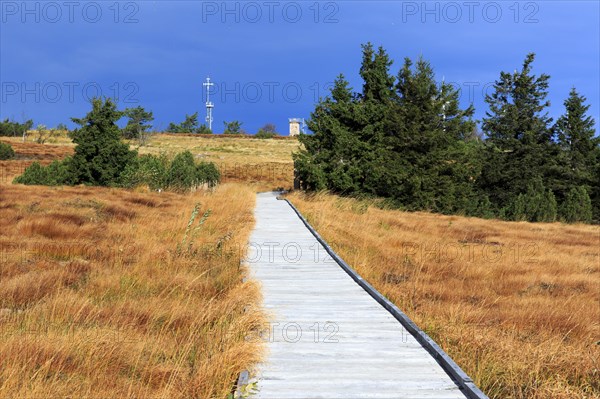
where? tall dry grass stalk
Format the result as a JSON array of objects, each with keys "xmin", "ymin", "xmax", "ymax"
[
  {"xmin": 0, "ymin": 183, "xmax": 264, "ymax": 398},
  {"xmin": 287, "ymin": 191, "xmax": 599, "ymax": 399}
]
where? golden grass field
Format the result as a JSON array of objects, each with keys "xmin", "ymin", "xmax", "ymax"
[
  {"xmin": 2, "ymin": 134, "xmax": 599, "ymax": 398},
  {"xmin": 1, "ymin": 137, "xmax": 268, "ymax": 398},
  {"xmin": 286, "ymin": 191, "xmax": 600, "ymax": 399}
]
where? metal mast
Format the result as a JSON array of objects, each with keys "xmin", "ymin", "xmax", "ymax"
[{"xmin": 203, "ymin": 77, "xmax": 214, "ymax": 131}]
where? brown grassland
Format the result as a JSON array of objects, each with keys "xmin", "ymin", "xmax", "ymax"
[
  {"xmin": 2, "ymin": 134, "xmax": 599, "ymax": 398},
  {"xmin": 287, "ymin": 191, "xmax": 600, "ymax": 399},
  {"xmin": 1, "ymin": 139, "xmax": 266, "ymax": 398}
]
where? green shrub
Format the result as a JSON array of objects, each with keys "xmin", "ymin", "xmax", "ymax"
[
  {"xmin": 165, "ymin": 151, "xmax": 197, "ymax": 190},
  {"xmin": 69, "ymin": 98, "xmax": 137, "ymax": 186},
  {"xmin": 560, "ymin": 186, "xmax": 593, "ymax": 223},
  {"xmin": 293, "ymin": 152, "xmax": 327, "ymax": 191},
  {"xmin": 13, "ymin": 159, "xmax": 74, "ymax": 186},
  {"xmin": 165, "ymin": 151, "xmax": 220, "ymax": 191},
  {"xmin": 196, "ymin": 161, "xmax": 220, "ymax": 188},
  {"xmin": 471, "ymin": 195, "xmax": 495, "ymax": 219},
  {"xmin": 120, "ymin": 154, "xmax": 168, "ymax": 190},
  {"xmin": 223, "ymin": 121, "xmax": 242, "ymax": 135},
  {"xmin": 167, "ymin": 113, "xmax": 211, "ymax": 134},
  {"xmin": 0, "ymin": 142, "xmax": 15, "ymax": 160},
  {"xmin": 0, "ymin": 119, "xmax": 33, "ymax": 137},
  {"xmin": 504, "ymin": 179, "xmax": 557, "ymax": 222},
  {"xmin": 255, "ymin": 130, "xmax": 277, "ymax": 139}
]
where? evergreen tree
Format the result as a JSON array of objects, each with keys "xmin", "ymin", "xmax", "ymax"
[
  {"xmin": 295, "ymin": 44, "xmax": 478, "ymax": 214},
  {"xmin": 0, "ymin": 119, "xmax": 33, "ymax": 137},
  {"xmin": 223, "ymin": 121, "xmax": 243, "ymax": 134},
  {"xmin": 559, "ymin": 186, "xmax": 593, "ymax": 223},
  {"xmin": 294, "ymin": 74, "xmax": 362, "ymax": 192},
  {"xmin": 505, "ymin": 178, "xmax": 557, "ymax": 222},
  {"xmin": 123, "ymin": 106, "xmax": 154, "ymax": 140},
  {"xmin": 69, "ymin": 98, "xmax": 137, "ymax": 186},
  {"xmin": 386, "ymin": 56, "xmax": 477, "ymax": 212},
  {"xmin": 554, "ymin": 88, "xmax": 600, "ymax": 219},
  {"xmin": 360, "ymin": 43, "xmax": 396, "ymax": 104},
  {"xmin": 167, "ymin": 113, "xmax": 205, "ymax": 133},
  {"xmin": 480, "ymin": 53, "xmax": 554, "ymax": 208}
]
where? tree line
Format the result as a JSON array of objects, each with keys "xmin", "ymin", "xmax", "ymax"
[{"xmin": 294, "ymin": 44, "xmax": 599, "ymax": 223}]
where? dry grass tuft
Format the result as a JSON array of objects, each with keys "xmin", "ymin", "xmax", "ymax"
[{"xmin": 287, "ymin": 191, "xmax": 600, "ymax": 399}]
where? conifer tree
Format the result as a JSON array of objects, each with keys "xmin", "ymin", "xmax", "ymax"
[
  {"xmin": 554, "ymin": 88, "xmax": 600, "ymax": 219},
  {"xmin": 69, "ymin": 98, "xmax": 137, "ymax": 186},
  {"xmin": 388, "ymin": 56, "xmax": 476, "ymax": 212},
  {"xmin": 480, "ymin": 53, "xmax": 554, "ymax": 208},
  {"xmin": 559, "ymin": 186, "xmax": 593, "ymax": 223},
  {"xmin": 294, "ymin": 74, "xmax": 359, "ymax": 192}
]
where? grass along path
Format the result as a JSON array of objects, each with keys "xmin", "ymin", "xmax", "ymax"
[
  {"xmin": 287, "ymin": 191, "xmax": 600, "ymax": 399},
  {"xmin": 0, "ymin": 183, "xmax": 264, "ymax": 398}
]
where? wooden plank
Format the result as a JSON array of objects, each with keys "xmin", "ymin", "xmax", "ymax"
[{"xmin": 247, "ymin": 192, "xmax": 484, "ymax": 399}]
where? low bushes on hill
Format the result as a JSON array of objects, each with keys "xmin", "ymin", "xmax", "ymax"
[
  {"xmin": 0, "ymin": 119, "xmax": 33, "ymax": 137},
  {"xmin": 13, "ymin": 98, "xmax": 220, "ymax": 192},
  {"xmin": 0, "ymin": 142, "xmax": 15, "ymax": 160},
  {"xmin": 120, "ymin": 151, "xmax": 220, "ymax": 191},
  {"xmin": 255, "ymin": 130, "xmax": 277, "ymax": 139},
  {"xmin": 120, "ymin": 154, "xmax": 168, "ymax": 190},
  {"xmin": 13, "ymin": 159, "xmax": 74, "ymax": 186}
]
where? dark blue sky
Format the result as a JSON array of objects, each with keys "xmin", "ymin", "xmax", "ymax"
[{"xmin": 1, "ymin": 1, "xmax": 599, "ymax": 134}]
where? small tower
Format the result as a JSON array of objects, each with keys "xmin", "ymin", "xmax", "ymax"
[
  {"xmin": 289, "ymin": 118, "xmax": 303, "ymax": 136},
  {"xmin": 203, "ymin": 77, "xmax": 214, "ymax": 131}
]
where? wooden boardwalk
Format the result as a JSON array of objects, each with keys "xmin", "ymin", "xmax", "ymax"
[{"xmin": 246, "ymin": 192, "xmax": 483, "ymax": 399}]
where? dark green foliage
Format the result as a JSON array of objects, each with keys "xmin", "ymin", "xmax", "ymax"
[
  {"xmin": 15, "ymin": 98, "xmax": 134, "ymax": 187},
  {"xmin": 0, "ymin": 119, "xmax": 33, "ymax": 137},
  {"xmin": 472, "ymin": 195, "xmax": 495, "ymax": 219},
  {"xmin": 120, "ymin": 152, "xmax": 219, "ymax": 191},
  {"xmin": 196, "ymin": 124, "xmax": 213, "ymax": 134},
  {"xmin": 165, "ymin": 151, "xmax": 220, "ymax": 191},
  {"xmin": 13, "ymin": 159, "xmax": 74, "ymax": 186},
  {"xmin": 69, "ymin": 98, "xmax": 137, "ymax": 186},
  {"xmin": 120, "ymin": 154, "xmax": 168, "ymax": 190},
  {"xmin": 295, "ymin": 44, "xmax": 478, "ymax": 214},
  {"xmin": 195, "ymin": 161, "xmax": 221, "ymax": 187},
  {"xmin": 479, "ymin": 53, "xmax": 554, "ymax": 209},
  {"xmin": 56, "ymin": 123, "xmax": 68, "ymax": 131},
  {"xmin": 295, "ymin": 45, "xmax": 598, "ymax": 224},
  {"xmin": 223, "ymin": 121, "xmax": 243, "ymax": 135},
  {"xmin": 165, "ymin": 151, "xmax": 196, "ymax": 189},
  {"xmin": 559, "ymin": 186, "xmax": 593, "ymax": 223},
  {"xmin": 13, "ymin": 99, "xmax": 220, "ymax": 193},
  {"xmin": 167, "ymin": 113, "xmax": 211, "ymax": 134},
  {"xmin": 123, "ymin": 106, "xmax": 154, "ymax": 139},
  {"xmin": 0, "ymin": 142, "xmax": 15, "ymax": 160},
  {"xmin": 293, "ymin": 151, "xmax": 328, "ymax": 191},
  {"xmin": 553, "ymin": 88, "xmax": 599, "ymax": 220},
  {"xmin": 504, "ymin": 178, "xmax": 557, "ymax": 222}
]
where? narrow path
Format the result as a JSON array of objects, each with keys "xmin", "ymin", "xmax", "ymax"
[{"xmin": 247, "ymin": 192, "xmax": 478, "ymax": 399}]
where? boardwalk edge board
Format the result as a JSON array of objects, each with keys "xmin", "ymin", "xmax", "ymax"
[{"xmin": 281, "ymin": 197, "xmax": 489, "ymax": 399}]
